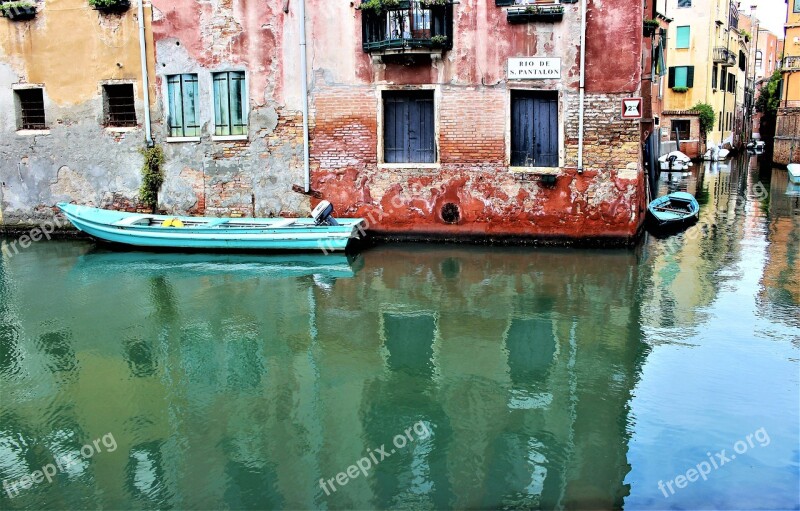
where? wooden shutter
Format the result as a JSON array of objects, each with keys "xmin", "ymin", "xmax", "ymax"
[
  {"xmin": 383, "ymin": 91, "xmax": 435, "ymax": 164},
  {"xmin": 668, "ymin": 67, "xmax": 676, "ymax": 88},
  {"xmin": 511, "ymin": 91, "xmax": 558, "ymax": 167},
  {"xmin": 687, "ymin": 66, "xmax": 695, "ymax": 88}
]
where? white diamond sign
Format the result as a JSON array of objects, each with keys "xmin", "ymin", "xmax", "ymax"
[{"xmin": 621, "ymin": 97, "xmax": 643, "ymax": 119}]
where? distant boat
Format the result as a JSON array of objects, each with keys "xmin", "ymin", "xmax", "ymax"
[
  {"xmin": 57, "ymin": 201, "xmax": 365, "ymax": 252},
  {"xmin": 788, "ymin": 164, "xmax": 800, "ymax": 185},
  {"xmin": 659, "ymin": 151, "xmax": 693, "ymax": 171},
  {"xmin": 646, "ymin": 192, "xmax": 700, "ymax": 231}
]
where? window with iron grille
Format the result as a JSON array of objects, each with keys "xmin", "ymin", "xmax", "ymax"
[
  {"xmin": 383, "ymin": 90, "xmax": 436, "ymax": 164},
  {"xmin": 166, "ymin": 74, "xmax": 200, "ymax": 137},
  {"xmin": 212, "ymin": 71, "xmax": 247, "ymax": 136},
  {"xmin": 103, "ymin": 84, "xmax": 137, "ymax": 127},
  {"xmin": 15, "ymin": 88, "xmax": 46, "ymax": 130}
]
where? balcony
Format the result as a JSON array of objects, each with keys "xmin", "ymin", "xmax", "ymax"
[
  {"xmin": 783, "ymin": 56, "xmax": 800, "ymax": 71},
  {"xmin": 713, "ymin": 47, "xmax": 735, "ymax": 67},
  {"xmin": 506, "ymin": 2, "xmax": 564, "ymax": 23},
  {"xmin": 361, "ymin": 0, "xmax": 453, "ymax": 58}
]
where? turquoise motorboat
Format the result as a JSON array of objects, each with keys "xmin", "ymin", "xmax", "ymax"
[
  {"xmin": 646, "ymin": 191, "xmax": 700, "ymax": 232},
  {"xmin": 57, "ymin": 202, "xmax": 365, "ymax": 252},
  {"xmin": 788, "ymin": 164, "xmax": 800, "ymax": 185}
]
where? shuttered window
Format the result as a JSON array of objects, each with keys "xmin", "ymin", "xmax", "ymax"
[
  {"xmin": 511, "ymin": 90, "xmax": 558, "ymax": 167},
  {"xmin": 166, "ymin": 74, "xmax": 200, "ymax": 137},
  {"xmin": 383, "ymin": 90, "xmax": 436, "ymax": 164},
  {"xmin": 668, "ymin": 66, "xmax": 695, "ymax": 88},
  {"xmin": 212, "ymin": 71, "xmax": 247, "ymax": 136}
]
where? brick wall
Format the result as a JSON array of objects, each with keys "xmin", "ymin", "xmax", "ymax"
[{"xmin": 774, "ymin": 107, "xmax": 800, "ymax": 166}]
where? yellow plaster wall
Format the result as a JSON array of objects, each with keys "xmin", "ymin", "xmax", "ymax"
[{"xmin": 0, "ymin": 0, "xmax": 154, "ymax": 105}]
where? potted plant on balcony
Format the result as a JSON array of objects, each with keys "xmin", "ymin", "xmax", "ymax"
[
  {"xmin": 358, "ymin": 0, "xmax": 410, "ymax": 14},
  {"xmin": 672, "ymin": 86, "xmax": 688, "ymax": 93},
  {"xmin": 421, "ymin": 0, "xmax": 448, "ymax": 6},
  {"xmin": 430, "ymin": 34, "xmax": 448, "ymax": 47},
  {"xmin": 0, "ymin": 1, "xmax": 37, "ymax": 21},
  {"xmin": 89, "ymin": 0, "xmax": 131, "ymax": 13},
  {"xmin": 643, "ymin": 19, "xmax": 659, "ymax": 37}
]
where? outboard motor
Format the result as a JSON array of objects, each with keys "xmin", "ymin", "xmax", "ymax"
[{"xmin": 311, "ymin": 200, "xmax": 339, "ymax": 226}]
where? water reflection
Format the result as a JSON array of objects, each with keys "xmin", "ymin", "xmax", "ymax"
[{"xmin": 0, "ymin": 158, "xmax": 797, "ymax": 510}]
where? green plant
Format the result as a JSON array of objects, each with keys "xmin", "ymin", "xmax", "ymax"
[
  {"xmin": 430, "ymin": 34, "xmax": 448, "ymax": 45},
  {"xmin": 739, "ymin": 29, "xmax": 751, "ymax": 41},
  {"xmin": 672, "ymin": 86, "xmax": 688, "ymax": 93},
  {"xmin": 139, "ymin": 145, "xmax": 165, "ymax": 212},
  {"xmin": 357, "ymin": 0, "xmax": 403, "ymax": 14},
  {"xmin": 643, "ymin": 18, "xmax": 660, "ymax": 28},
  {"xmin": 421, "ymin": 0, "xmax": 447, "ymax": 5},
  {"xmin": 691, "ymin": 102, "xmax": 715, "ymax": 138},
  {"xmin": 755, "ymin": 70, "xmax": 782, "ymax": 117},
  {"xmin": 0, "ymin": 1, "xmax": 36, "ymax": 13},
  {"xmin": 88, "ymin": 0, "xmax": 127, "ymax": 7},
  {"xmin": 524, "ymin": 4, "xmax": 541, "ymax": 13}
]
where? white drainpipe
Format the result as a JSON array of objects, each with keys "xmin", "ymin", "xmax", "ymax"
[
  {"xmin": 577, "ymin": 0, "xmax": 587, "ymax": 173},
  {"xmin": 137, "ymin": 0, "xmax": 153, "ymax": 147},
  {"xmin": 299, "ymin": 0, "xmax": 311, "ymax": 193}
]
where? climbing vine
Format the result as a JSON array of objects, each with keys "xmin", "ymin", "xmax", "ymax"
[{"xmin": 139, "ymin": 145, "xmax": 165, "ymax": 212}]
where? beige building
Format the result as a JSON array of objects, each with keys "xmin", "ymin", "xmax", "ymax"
[
  {"xmin": 662, "ymin": 0, "xmax": 749, "ymax": 149},
  {"xmin": 775, "ymin": 0, "xmax": 800, "ymax": 164}
]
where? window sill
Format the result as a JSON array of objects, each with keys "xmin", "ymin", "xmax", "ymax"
[
  {"xmin": 212, "ymin": 135, "xmax": 248, "ymax": 142},
  {"xmin": 509, "ymin": 166, "xmax": 559, "ymax": 174},
  {"xmin": 105, "ymin": 127, "xmax": 139, "ymax": 133},
  {"xmin": 166, "ymin": 136, "xmax": 201, "ymax": 143},
  {"xmin": 16, "ymin": 129, "xmax": 50, "ymax": 136},
  {"xmin": 378, "ymin": 163, "xmax": 441, "ymax": 170}
]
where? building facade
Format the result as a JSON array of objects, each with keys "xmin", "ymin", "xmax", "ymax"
[
  {"xmin": 2, "ymin": 0, "xmax": 648, "ymax": 244},
  {"xmin": 0, "ymin": 0, "xmax": 154, "ymax": 225},
  {"xmin": 775, "ymin": 0, "xmax": 800, "ymax": 165}
]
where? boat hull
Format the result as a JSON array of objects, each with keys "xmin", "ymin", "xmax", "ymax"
[
  {"xmin": 788, "ymin": 164, "xmax": 800, "ymax": 185},
  {"xmin": 58, "ymin": 203, "xmax": 365, "ymax": 252}
]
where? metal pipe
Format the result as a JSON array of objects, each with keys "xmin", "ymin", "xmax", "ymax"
[
  {"xmin": 576, "ymin": 0, "xmax": 587, "ymax": 174},
  {"xmin": 137, "ymin": 0, "xmax": 153, "ymax": 147},
  {"xmin": 299, "ymin": 0, "xmax": 311, "ymax": 193}
]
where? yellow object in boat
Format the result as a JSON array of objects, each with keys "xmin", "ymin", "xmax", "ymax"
[{"xmin": 161, "ymin": 218, "xmax": 184, "ymax": 228}]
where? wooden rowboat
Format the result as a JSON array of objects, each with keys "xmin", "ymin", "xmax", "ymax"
[
  {"xmin": 646, "ymin": 191, "xmax": 699, "ymax": 232},
  {"xmin": 57, "ymin": 202, "xmax": 365, "ymax": 252}
]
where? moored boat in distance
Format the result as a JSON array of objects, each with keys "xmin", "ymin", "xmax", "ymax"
[
  {"xmin": 788, "ymin": 164, "xmax": 800, "ymax": 185},
  {"xmin": 57, "ymin": 201, "xmax": 365, "ymax": 252},
  {"xmin": 646, "ymin": 191, "xmax": 700, "ymax": 232}
]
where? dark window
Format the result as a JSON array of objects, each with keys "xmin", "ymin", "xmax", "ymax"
[
  {"xmin": 103, "ymin": 84, "xmax": 136, "ymax": 127},
  {"xmin": 720, "ymin": 70, "xmax": 727, "ymax": 91},
  {"xmin": 15, "ymin": 88, "xmax": 46, "ymax": 130},
  {"xmin": 511, "ymin": 90, "xmax": 558, "ymax": 167},
  {"xmin": 212, "ymin": 71, "xmax": 246, "ymax": 136},
  {"xmin": 755, "ymin": 50, "xmax": 762, "ymax": 70},
  {"xmin": 712, "ymin": 65, "xmax": 718, "ymax": 89},
  {"xmin": 678, "ymin": 0, "xmax": 691, "ymax": 6},
  {"xmin": 718, "ymin": 112, "xmax": 722, "ymax": 131},
  {"xmin": 671, "ymin": 120, "xmax": 690, "ymax": 141},
  {"xmin": 739, "ymin": 51, "xmax": 746, "ymax": 71},
  {"xmin": 727, "ymin": 73, "xmax": 735, "ymax": 93},
  {"xmin": 166, "ymin": 74, "xmax": 200, "ymax": 137},
  {"xmin": 383, "ymin": 90, "xmax": 436, "ymax": 163}
]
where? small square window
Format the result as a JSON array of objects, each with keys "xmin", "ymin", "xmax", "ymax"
[
  {"xmin": 103, "ymin": 84, "xmax": 137, "ymax": 127},
  {"xmin": 15, "ymin": 88, "xmax": 46, "ymax": 130},
  {"xmin": 670, "ymin": 120, "xmax": 690, "ymax": 141}
]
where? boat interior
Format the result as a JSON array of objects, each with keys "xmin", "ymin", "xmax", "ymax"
[{"xmin": 113, "ymin": 216, "xmax": 301, "ymax": 229}]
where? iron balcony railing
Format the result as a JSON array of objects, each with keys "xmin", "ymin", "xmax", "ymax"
[
  {"xmin": 713, "ymin": 47, "xmax": 736, "ymax": 67},
  {"xmin": 506, "ymin": 1, "xmax": 565, "ymax": 23},
  {"xmin": 361, "ymin": 1, "xmax": 454, "ymax": 53},
  {"xmin": 783, "ymin": 56, "xmax": 800, "ymax": 71}
]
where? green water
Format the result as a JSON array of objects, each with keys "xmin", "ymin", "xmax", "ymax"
[{"xmin": 1, "ymin": 158, "xmax": 798, "ymax": 510}]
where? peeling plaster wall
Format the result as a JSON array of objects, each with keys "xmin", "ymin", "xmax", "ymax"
[
  {"xmin": 308, "ymin": 0, "xmax": 646, "ymax": 243},
  {"xmin": 0, "ymin": 0, "xmax": 153, "ymax": 227},
  {"xmin": 149, "ymin": 0, "xmax": 309, "ymax": 218}
]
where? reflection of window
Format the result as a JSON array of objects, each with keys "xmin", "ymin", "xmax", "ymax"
[
  {"xmin": 676, "ymin": 26, "xmax": 690, "ymax": 48},
  {"xmin": 212, "ymin": 71, "xmax": 246, "ymax": 136},
  {"xmin": 166, "ymin": 74, "xmax": 199, "ymax": 137},
  {"xmin": 383, "ymin": 313, "xmax": 435, "ymax": 376}
]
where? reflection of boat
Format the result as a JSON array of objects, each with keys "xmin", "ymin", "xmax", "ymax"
[
  {"xmin": 659, "ymin": 151, "xmax": 693, "ymax": 171},
  {"xmin": 746, "ymin": 140, "xmax": 765, "ymax": 154},
  {"xmin": 69, "ymin": 249, "xmax": 363, "ymax": 281},
  {"xmin": 646, "ymin": 192, "xmax": 700, "ymax": 231},
  {"xmin": 786, "ymin": 182, "xmax": 800, "ymax": 197},
  {"xmin": 788, "ymin": 164, "xmax": 800, "ymax": 185},
  {"xmin": 57, "ymin": 202, "xmax": 365, "ymax": 252}
]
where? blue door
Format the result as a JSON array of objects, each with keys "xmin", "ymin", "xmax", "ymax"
[{"xmin": 511, "ymin": 91, "xmax": 558, "ymax": 167}]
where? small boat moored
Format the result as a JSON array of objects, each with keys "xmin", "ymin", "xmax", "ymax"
[
  {"xmin": 659, "ymin": 151, "xmax": 693, "ymax": 171},
  {"xmin": 57, "ymin": 201, "xmax": 366, "ymax": 253},
  {"xmin": 788, "ymin": 164, "xmax": 800, "ymax": 185},
  {"xmin": 646, "ymin": 191, "xmax": 700, "ymax": 232}
]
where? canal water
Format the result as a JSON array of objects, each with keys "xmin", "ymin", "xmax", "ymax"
[{"xmin": 0, "ymin": 157, "xmax": 798, "ymax": 510}]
